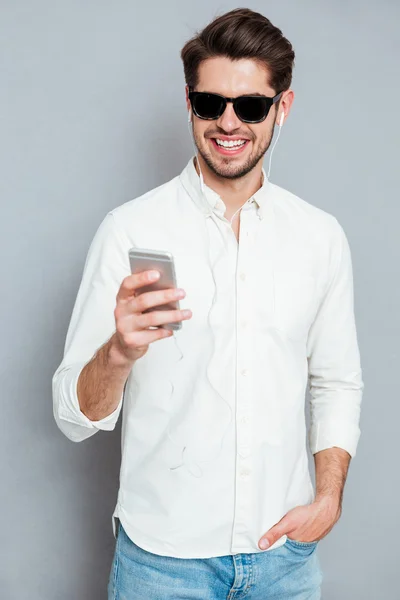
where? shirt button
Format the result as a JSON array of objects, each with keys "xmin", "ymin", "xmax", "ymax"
[
  {"xmin": 239, "ymin": 415, "xmax": 248, "ymax": 424},
  {"xmin": 240, "ymin": 468, "xmax": 251, "ymax": 478},
  {"xmin": 239, "ymin": 272, "xmax": 246, "ymax": 281},
  {"xmin": 241, "ymin": 320, "xmax": 247, "ymax": 328},
  {"xmin": 240, "ymin": 368, "xmax": 249, "ymax": 376}
]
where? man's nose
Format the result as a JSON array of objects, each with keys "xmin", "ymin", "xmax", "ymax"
[{"xmin": 216, "ymin": 102, "xmax": 242, "ymax": 132}]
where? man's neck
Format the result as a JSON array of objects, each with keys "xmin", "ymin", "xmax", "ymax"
[{"xmin": 194, "ymin": 155, "xmax": 263, "ymax": 214}]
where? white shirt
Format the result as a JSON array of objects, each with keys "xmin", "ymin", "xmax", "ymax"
[{"xmin": 52, "ymin": 156, "xmax": 364, "ymax": 558}]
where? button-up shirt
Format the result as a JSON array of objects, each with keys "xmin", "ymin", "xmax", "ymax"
[{"xmin": 52, "ymin": 156, "xmax": 364, "ymax": 558}]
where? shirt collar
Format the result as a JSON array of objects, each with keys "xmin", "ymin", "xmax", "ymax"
[{"xmin": 179, "ymin": 156, "xmax": 271, "ymax": 220}]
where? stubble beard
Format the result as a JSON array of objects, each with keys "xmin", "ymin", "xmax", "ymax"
[{"xmin": 192, "ymin": 123, "xmax": 276, "ymax": 181}]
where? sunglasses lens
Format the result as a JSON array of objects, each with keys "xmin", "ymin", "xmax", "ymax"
[
  {"xmin": 235, "ymin": 97, "xmax": 269, "ymax": 122},
  {"xmin": 192, "ymin": 93, "xmax": 224, "ymax": 119}
]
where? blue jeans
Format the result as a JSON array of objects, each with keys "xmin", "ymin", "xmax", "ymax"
[{"xmin": 107, "ymin": 522, "xmax": 323, "ymax": 599}]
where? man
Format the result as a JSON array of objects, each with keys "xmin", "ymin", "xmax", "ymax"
[{"xmin": 53, "ymin": 8, "xmax": 363, "ymax": 599}]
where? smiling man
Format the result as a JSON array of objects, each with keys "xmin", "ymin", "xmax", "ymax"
[{"xmin": 52, "ymin": 8, "xmax": 364, "ymax": 599}]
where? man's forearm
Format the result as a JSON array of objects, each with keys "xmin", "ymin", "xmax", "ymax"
[
  {"xmin": 77, "ymin": 333, "xmax": 134, "ymax": 421},
  {"xmin": 314, "ymin": 447, "xmax": 351, "ymax": 509}
]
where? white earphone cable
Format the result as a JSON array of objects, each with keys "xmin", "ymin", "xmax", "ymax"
[{"xmin": 164, "ymin": 105, "xmax": 284, "ymax": 476}]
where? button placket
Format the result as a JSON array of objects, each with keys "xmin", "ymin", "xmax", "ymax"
[
  {"xmin": 236, "ymin": 209, "xmax": 253, "ymax": 461},
  {"xmin": 231, "ymin": 207, "xmax": 257, "ymax": 552}
]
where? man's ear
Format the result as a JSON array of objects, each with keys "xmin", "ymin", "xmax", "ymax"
[{"xmin": 185, "ymin": 84, "xmax": 190, "ymax": 111}]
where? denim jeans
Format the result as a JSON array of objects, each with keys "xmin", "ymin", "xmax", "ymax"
[{"xmin": 108, "ymin": 521, "xmax": 323, "ymax": 599}]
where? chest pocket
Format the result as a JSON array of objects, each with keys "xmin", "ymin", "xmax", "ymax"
[{"xmin": 273, "ymin": 269, "xmax": 319, "ymax": 343}]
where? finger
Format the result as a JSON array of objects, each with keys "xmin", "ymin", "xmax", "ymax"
[
  {"xmin": 122, "ymin": 326, "xmax": 173, "ymax": 348},
  {"xmin": 258, "ymin": 517, "xmax": 291, "ymax": 550},
  {"xmin": 132, "ymin": 286, "xmax": 185, "ymax": 314},
  {"xmin": 116, "ymin": 286, "xmax": 186, "ymax": 321},
  {"xmin": 117, "ymin": 270, "xmax": 160, "ymax": 302},
  {"xmin": 136, "ymin": 308, "xmax": 192, "ymax": 329}
]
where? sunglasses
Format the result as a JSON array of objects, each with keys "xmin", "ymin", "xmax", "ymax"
[{"xmin": 188, "ymin": 87, "xmax": 283, "ymax": 124}]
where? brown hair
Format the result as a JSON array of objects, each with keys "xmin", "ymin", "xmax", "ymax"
[{"xmin": 180, "ymin": 8, "xmax": 295, "ymax": 103}]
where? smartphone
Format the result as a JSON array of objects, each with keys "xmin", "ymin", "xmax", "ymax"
[{"xmin": 128, "ymin": 247, "xmax": 182, "ymax": 331}]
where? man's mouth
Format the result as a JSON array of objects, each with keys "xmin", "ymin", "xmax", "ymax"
[{"xmin": 210, "ymin": 137, "xmax": 251, "ymax": 156}]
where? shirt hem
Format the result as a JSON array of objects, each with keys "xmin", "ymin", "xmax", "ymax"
[{"xmin": 112, "ymin": 503, "xmax": 287, "ymax": 559}]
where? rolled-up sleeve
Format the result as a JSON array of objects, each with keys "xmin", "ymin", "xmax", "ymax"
[
  {"xmin": 52, "ymin": 211, "xmax": 131, "ymax": 442},
  {"xmin": 307, "ymin": 219, "xmax": 364, "ymax": 458}
]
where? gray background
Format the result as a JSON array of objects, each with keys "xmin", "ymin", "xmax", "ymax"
[{"xmin": 1, "ymin": 1, "xmax": 398, "ymax": 598}]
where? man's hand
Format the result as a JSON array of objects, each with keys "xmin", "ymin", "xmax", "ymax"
[
  {"xmin": 113, "ymin": 269, "xmax": 192, "ymax": 364},
  {"xmin": 258, "ymin": 496, "xmax": 341, "ymax": 550}
]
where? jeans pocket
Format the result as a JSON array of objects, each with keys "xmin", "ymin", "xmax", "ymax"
[{"xmin": 285, "ymin": 537, "xmax": 319, "ymax": 550}]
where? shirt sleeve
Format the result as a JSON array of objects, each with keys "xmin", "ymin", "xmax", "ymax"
[
  {"xmin": 52, "ymin": 211, "xmax": 131, "ymax": 442},
  {"xmin": 306, "ymin": 219, "xmax": 364, "ymax": 458}
]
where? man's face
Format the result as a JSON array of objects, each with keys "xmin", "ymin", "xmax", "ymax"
[{"xmin": 187, "ymin": 57, "xmax": 280, "ymax": 180}]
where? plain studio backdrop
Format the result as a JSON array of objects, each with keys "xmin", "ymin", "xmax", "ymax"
[{"xmin": 1, "ymin": 1, "xmax": 398, "ymax": 598}]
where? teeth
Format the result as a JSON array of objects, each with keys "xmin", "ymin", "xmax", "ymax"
[{"xmin": 215, "ymin": 138, "xmax": 247, "ymax": 148}]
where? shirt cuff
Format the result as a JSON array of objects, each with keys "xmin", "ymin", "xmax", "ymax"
[
  {"xmin": 309, "ymin": 420, "xmax": 361, "ymax": 458},
  {"xmin": 55, "ymin": 362, "xmax": 123, "ymax": 431}
]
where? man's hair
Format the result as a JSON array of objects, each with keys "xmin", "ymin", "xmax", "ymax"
[{"xmin": 180, "ymin": 8, "xmax": 295, "ymax": 101}]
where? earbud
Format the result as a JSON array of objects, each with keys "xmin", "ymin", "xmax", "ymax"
[
  {"xmin": 279, "ymin": 111, "xmax": 285, "ymax": 127},
  {"xmin": 188, "ymin": 108, "xmax": 192, "ymax": 123}
]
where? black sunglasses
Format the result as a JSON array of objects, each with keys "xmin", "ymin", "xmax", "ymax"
[{"xmin": 188, "ymin": 87, "xmax": 283, "ymax": 124}]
